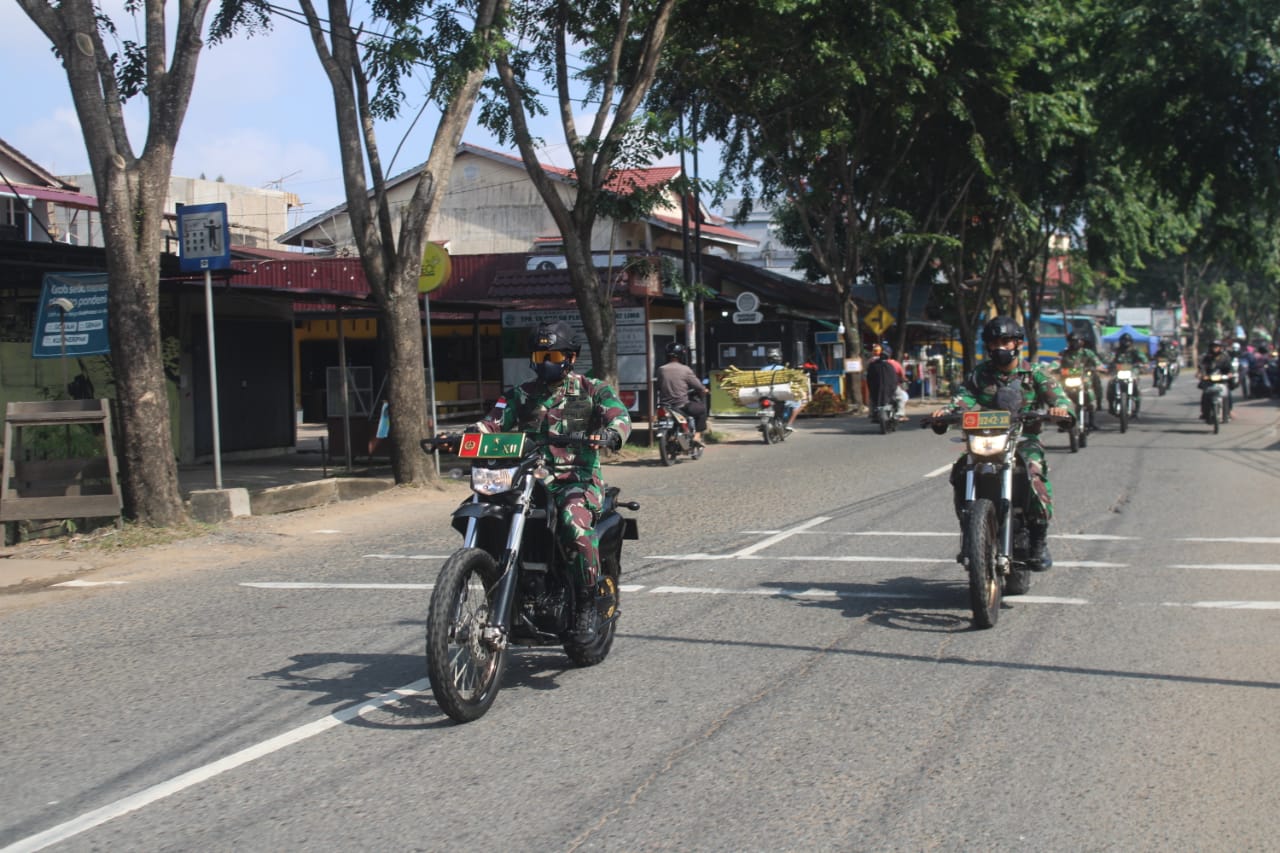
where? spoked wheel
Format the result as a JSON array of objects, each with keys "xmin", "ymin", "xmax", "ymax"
[
  {"xmin": 426, "ymin": 548, "xmax": 505, "ymax": 723},
  {"xmin": 963, "ymin": 498, "xmax": 1001, "ymax": 629},
  {"xmin": 564, "ymin": 574, "xmax": 619, "ymax": 666},
  {"xmin": 1068, "ymin": 423, "xmax": 1079, "ymax": 453},
  {"xmin": 657, "ymin": 433, "xmax": 674, "ymax": 466},
  {"xmin": 1119, "ymin": 389, "xmax": 1129, "ymax": 434}
]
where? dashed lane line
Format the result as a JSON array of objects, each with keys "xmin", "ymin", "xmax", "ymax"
[
  {"xmin": 1165, "ymin": 601, "xmax": 1280, "ymax": 610},
  {"xmin": 1168, "ymin": 564, "xmax": 1280, "ymax": 572}
]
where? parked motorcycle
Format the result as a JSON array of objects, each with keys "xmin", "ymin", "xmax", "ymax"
[
  {"xmin": 1059, "ymin": 368, "xmax": 1090, "ymax": 452},
  {"xmin": 1108, "ymin": 367, "xmax": 1139, "ymax": 433},
  {"xmin": 923, "ymin": 400, "xmax": 1072, "ymax": 629},
  {"xmin": 419, "ymin": 433, "xmax": 639, "ymax": 723},
  {"xmin": 1152, "ymin": 359, "xmax": 1173, "ymax": 396},
  {"xmin": 1201, "ymin": 372, "xmax": 1233, "ymax": 434},
  {"xmin": 653, "ymin": 403, "xmax": 703, "ymax": 465}
]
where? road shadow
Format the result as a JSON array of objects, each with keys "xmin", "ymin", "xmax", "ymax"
[{"xmin": 752, "ymin": 575, "xmax": 997, "ymax": 633}]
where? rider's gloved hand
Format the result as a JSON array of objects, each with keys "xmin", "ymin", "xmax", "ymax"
[{"xmin": 598, "ymin": 428, "xmax": 623, "ymax": 450}]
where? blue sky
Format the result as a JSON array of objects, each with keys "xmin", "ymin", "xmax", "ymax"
[{"xmin": 2, "ymin": 2, "xmax": 714, "ymax": 231}]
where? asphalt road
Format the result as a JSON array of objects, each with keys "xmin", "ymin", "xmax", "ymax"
[{"xmin": 2, "ymin": 379, "xmax": 1278, "ymax": 851}]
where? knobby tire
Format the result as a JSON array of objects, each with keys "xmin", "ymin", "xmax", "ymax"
[
  {"xmin": 963, "ymin": 498, "xmax": 1001, "ymax": 629},
  {"xmin": 426, "ymin": 548, "xmax": 505, "ymax": 723}
]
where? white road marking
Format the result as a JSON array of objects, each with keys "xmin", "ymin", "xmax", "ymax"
[
  {"xmin": 737, "ymin": 554, "xmax": 953, "ymax": 564},
  {"xmin": 311, "ymin": 529, "xmax": 343, "ymax": 535},
  {"xmin": 730, "ymin": 516, "xmax": 831, "ymax": 558},
  {"xmin": 1165, "ymin": 601, "xmax": 1280, "ymax": 610},
  {"xmin": 648, "ymin": 585, "xmax": 926, "ymax": 600},
  {"xmin": 3, "ymin": 679, "xmax": 430, "ymax": 853},
  {"xmin": 740, "ymin": 530, "xmax": 954, "ymax": 537},
  {"xmin": 1052, "ymin": 534, "xmax": 1139, "ymax": 541},
  {"xmin": 241, "ymin": 582, "xmax": 433, "ymax": 590},
  {"xmin": 1169, "ymin": 564, "xmax": 1280, "ymax": 572},
  {"xmin": 1054, "ymin": 561, "xmax": 1129, "ymax": 568},
  {"xmin": 1177, "ymin": 537, "xmax": 1280, "ymax": 544},
  {"xmin": 924, "ymin": 464, "xmax": 953, "ymax": 478},
  {"xmin": 51, "ymin": 580, "xmax": 128, "ymax": 588}
]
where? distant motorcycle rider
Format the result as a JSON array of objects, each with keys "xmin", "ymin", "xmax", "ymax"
[
  {"xmin": 931, "ymin": 317, "xmax": 1071, "ymax": 569},
  {"xmin": 761, "ymin": 347, "xmax": 802, "ymax": 433},
  {"xmin": 866, "ymin": 342, "xmax": 909, "ymax": 422},
  {"xmin": 1153, "ymin": 337, "xmax": 1180, "ymax": 386},
  {"xmin": 470, "ymin": 321, "xmax": 632, "ymax": 643},
  {"xmin": 1058, "ymin": 332, "xmax": 1103, "ymax": 430},
  {"xmin": 655, "ymin": 341, "xmax": 707, "ymax": 446},
  {"xmin": 1108, "ymin": 332, "xmax": 1148, "ymax": 417},
  {"xmin": 1197, "ymin": 339, "xmax": 1235, "ymax": 422}
]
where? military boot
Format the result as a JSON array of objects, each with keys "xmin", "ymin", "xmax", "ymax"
[
  {"xmin": 572, "ymin": 589, "xmax": 599, "ymax": 644},
  {"xmin": 1027, "ymin": 524, "xmax": 1053, "ymax": 571}
]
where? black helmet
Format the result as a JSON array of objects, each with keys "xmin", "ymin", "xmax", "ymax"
[
  {"xmin": 766, "ymin": 347, "xmax": 783, "ymax": 364},
  {"xmin": 665, "ymin": 341, "xmax": 687, "ymax": 361},
  {"xmin": 1066, "ymin": 332, "xmax": 1081, "ymax": 347},
  {"xmin": 981, "ymin": 316, "xmax": 1025, "ymax": 346},
  {"xmin": 1119, "ymin": 332, "xmax": 1133, "ymax": 346},
  {"xmin": 1210, "ymin": 339, "xmax": 1224, "ymax": 349},
  {"xmin": 527, "ymin": 320, "xmax": 579, "ymax": 353}
]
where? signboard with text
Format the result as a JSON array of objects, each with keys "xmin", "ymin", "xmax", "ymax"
[{"xmin": 32, "ymin": 273, "xmax": 111, "ymax": 358}]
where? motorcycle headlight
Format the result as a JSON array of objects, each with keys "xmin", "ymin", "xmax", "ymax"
[
  {"xmin": 471, "ymin": 465, "xmax": 518, "ymax": 496},
  {"xmin": 1117, "ymin": 369, "xmax": 1133, "ymax": 380},
  {"xmin": 967, "ymin": 433, "xmax": 1010, "ymax": 457},
  {"xmin": 1063, "ymin": 376, "xmax": 1083, "ymax": 388}
]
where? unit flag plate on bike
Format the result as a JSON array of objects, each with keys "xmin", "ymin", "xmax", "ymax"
[
  {"xmin": 458, "ymin": 433, "xmax": 527, "ymax": 458},
  {"xmin": 962, "ymin": 410, "xmax": 1012, "ymax": 430}
]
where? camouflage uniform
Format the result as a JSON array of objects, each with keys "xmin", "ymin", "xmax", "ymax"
[
  {"xmin": 1108, "ymin": 345, "xmax": 1149, "ymax": 408},
  {"xmin": 946, "ymin": 359, "xmax": 1072, "ymax": 523},
  {"xmin": 476, "ymin": 372, "xmax": 632, "ymax": 589},
  {"xmin": 1058, "ymin": 346, "xmax": 1104, "ymax": 413}
]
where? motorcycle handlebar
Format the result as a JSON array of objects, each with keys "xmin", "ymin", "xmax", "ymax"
[
  {"xmin": 419, "ymin": 431, "xmax": 611, "ymax": 456},
  {"xmin": 919, "ymin": 410, "xmax": 1075, "ymax": 431}
]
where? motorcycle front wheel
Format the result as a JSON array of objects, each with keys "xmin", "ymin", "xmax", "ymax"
[
  {"xmin": 1211, "ymin": 398, "xmax": 1221, "ymax": 434},
  {"xmin": 426, "ymin": 548, "xmax": 506, "ymax": 723},
  {"xmin": 963, "ymin": 498, "xmax": 1001, "ymax": 629},
  {"xmin": 1119, "ymin": 389, "xmax": 1129, "ymax": 434},
  {"xmin": 1068, "ymin": 423, "xmax": 1079, "ymax": 453}
]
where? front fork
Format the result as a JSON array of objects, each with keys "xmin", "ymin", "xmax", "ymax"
[
  {"xmin": 963, "ymin": 465, "xmax": 1013, "ymax": 573},
  {"xmin": 461, "ymin": 480, "xmax": 538, "ymax": 651}
]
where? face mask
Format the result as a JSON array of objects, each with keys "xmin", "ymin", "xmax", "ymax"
[
  {"xmin": 989, "ymin": 346, "xmax": 1017, "ymax": 368},
  {"xmin": 532, "ymin": 355, "xmax": 571, "ymax": 383}
]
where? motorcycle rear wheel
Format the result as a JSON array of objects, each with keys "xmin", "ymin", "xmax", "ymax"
[
  {"xmin": 762, "ymin": 418, "xmax": 779, "ymax": 444},
  {"xmin": 426, "ymin": 548, "xmax": 506, "ymax": 723},
  {"xmin": 963, "ymin": 498, "xmax": 1001, "ymax": 629},
  {"xmin": 564, "ymin": 574, "xmax": 619, "ymax": 666},
  {"xmin": 657, "ymin": 433, "xmax": 674, "ymax": 466}
]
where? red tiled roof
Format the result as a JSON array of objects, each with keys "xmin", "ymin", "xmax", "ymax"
[{"xmin": 651, "ymin": 213, "xmax": 757, "ymax": 246}]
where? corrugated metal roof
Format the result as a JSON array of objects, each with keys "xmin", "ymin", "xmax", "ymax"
[{"xmin": 1, "ymin": 182, "xmax": 99, "ymax": 210}]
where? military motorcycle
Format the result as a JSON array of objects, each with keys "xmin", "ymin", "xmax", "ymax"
[
  {"xmin": 1059, "ymin": 368, "xmax": 1090, "ymax": 452},
  {"xmin": 653, "ymin": 402, "xmax": 703, "ymax": 465},
  {"xmin": 1108, "ymin": 366, "xmax": 1139, "ymax": 433},
  {"xmin": 419, "ymin": 433, "xmax": 639, "ymax": 723},
  {"xmin": 1152, "ymin": 359, "xmax": 1173, "ymax": 396},
  {"xmin": 923, "ymin": 398, "xmax": 1072, "ymax": 629}
]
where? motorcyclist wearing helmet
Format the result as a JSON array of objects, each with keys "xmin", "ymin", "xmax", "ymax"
[
  {"xmin": 760, "ymin": 346, "xmax": 802, "ymax": 432},
  {"xmin": 1108, "ymin": 332, "xmax": 1149, "ymax": 417},
  {"xmin": 866, "ymin": 342, "xmax": 910, "ymax": 422},
  {"xmin": 1058, "ymin": 332, "xmax": 1104, "ymax": 430},
  {"xmin": 931, "ymin": 316, "xmax": 1071, "ymax": 569},
  {"xmin": 470, "ymin": 321, "xmax": 632, "ymax": 643},
  {"xmin": 1197, "ymin": 339, "xmax": 1235, "ymax": 421},
  {"xmin": 655, "ymin": 341, "xmax": 707, "ymax": 446},
  {"xmin": 1153, "ymin": 336, "xmax": 1180, "ymax": 391}
]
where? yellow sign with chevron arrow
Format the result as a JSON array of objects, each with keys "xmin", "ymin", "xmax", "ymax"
[{"xmin": 863, "ymin": 304, "xmax": 896, "ymax": 337}]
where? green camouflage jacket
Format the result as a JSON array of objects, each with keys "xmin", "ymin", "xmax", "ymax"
[
  {"xmin": 950, "ymin": 359, "xmax": 1072, "ymax": 420},
  {"xmin": 1154, "ymin": 345, "xmax": 1179, "ymax": 363},
  {"xmin": 1058, "ymin": 347, "xmax": 1103, "ymax": 372},
  {"xmin": 1110, "ymin": 346, "xmax": 1149, "ymax": 368},
  {"xmin": 477, "ymin": 371, "xmax": 633, "ymax": 486}
]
